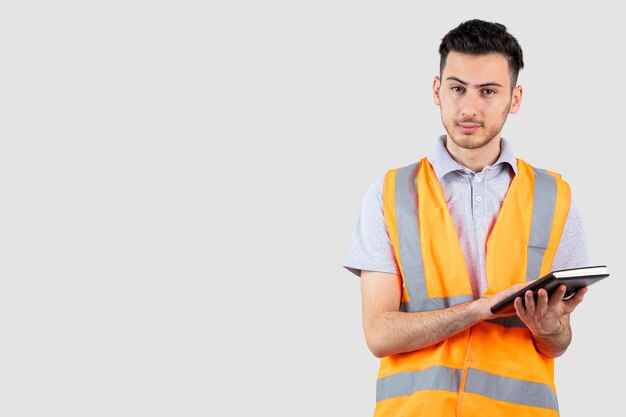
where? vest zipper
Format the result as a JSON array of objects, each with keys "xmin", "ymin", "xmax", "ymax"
[{"xmin": 456, "ymin": 326, "xmax": 474, "ymax": 417}]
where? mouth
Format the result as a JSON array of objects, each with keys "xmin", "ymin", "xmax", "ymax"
[{"xmin": 457, "ymin": 123, "xmax": 481, "ymax": 134}]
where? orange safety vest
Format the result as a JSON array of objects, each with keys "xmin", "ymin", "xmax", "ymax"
[{"xmin": 377, "ymin": 157, "xmax": 571, "ymax": 417}]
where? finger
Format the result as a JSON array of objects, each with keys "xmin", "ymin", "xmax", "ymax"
[
  {"xmin": 563, "ymin": 287, "xmax": 588, "ymax": 313},
  {"xmin": 513, "ymin": 296, "xmax": 525, "ymax": 316},
  {"xmin": 524, "ymin": 290, "xmax": 535, "ymax": 315},
  {"xmin": 547, "ymin": 284, "xmax": 567, "ymax": 309},
  {"xmin": 535, "ymin": 288, "xmax": 549, "ymax": 313}
]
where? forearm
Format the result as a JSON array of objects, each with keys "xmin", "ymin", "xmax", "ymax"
[
  {"xmin": 532, "ymin": 315, "xmax": 572, "ymax": 358},
  {"xmin": 365, "ymin": 299, "xmax": 489, "ymax": 358}
]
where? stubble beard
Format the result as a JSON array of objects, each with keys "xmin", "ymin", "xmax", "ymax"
[{"xmin": 442, "ymin": 103, "xmax": 512, "ymax": 151}]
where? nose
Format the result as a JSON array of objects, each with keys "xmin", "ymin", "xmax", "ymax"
[{"xmin": 459, "ymin": 92, "xmax": 481, "ymax": 119}]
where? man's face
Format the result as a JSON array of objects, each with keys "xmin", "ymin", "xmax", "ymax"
[{"xmin": 433, "ymin": 51, "xmax": 522, "ymax": 150}]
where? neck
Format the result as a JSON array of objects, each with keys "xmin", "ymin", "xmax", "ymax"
[{"xmin": 445, "ymin": 136, "xmax": 502, "ymax": 173}]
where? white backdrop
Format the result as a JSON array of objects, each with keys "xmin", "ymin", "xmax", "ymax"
[{"xmin": 0, "ymin": 1, "xmax": 621, "ymax": 416}]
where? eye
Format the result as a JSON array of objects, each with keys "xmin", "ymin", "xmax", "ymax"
[
  {"xmin": 451, "ymin": 86, "xmax": 465, "ymax": 93},
  {"xmin": 482, "ymin": 88, "xmax": 496, "ymax": 96}
]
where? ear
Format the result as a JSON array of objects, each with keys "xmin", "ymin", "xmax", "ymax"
[
  {"xmin": 509, "ymin": 85, "xmax": 523, "ymax": 114},
  {"xmin": 433, "ymin": 76, "xmax": 441, "ymax": 106}
]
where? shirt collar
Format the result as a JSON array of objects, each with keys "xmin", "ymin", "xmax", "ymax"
[{"xmin": 427, "ymin": 135, "xmax": 518, "ymax": 180}]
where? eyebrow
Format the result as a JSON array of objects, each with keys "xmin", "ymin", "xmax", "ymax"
[{"xmin": 445, "ymin": 76, "xmax": 503, "ymax": 88}]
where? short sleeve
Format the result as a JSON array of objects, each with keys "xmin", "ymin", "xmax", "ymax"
[
  {"xmin": 342, "ymin": 176, "xmax": 400, "ymax": 277},
  {"xmin": 551, "ymin": 197, "xmax": 590, "ymax": 270}
]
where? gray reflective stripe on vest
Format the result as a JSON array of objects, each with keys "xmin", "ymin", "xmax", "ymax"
[
  {"xmin": 465, "ymin": 368, "xmax": 559, "ymax": 411},
  {"xmin": 377, "ymin": 366, "xmax": 558, "ymax": 410},
  {"xmin": 526, "ymin": 168, "xmax": 557, "ymax": 282},
  {"xmin": 376, "ymin": 366, "xmax": 462, "ymax": 402},
  {"xmin": 378, "ymin": 367, "xmax": 558, "ymax": 410},
  {"xmin": 394, "ymin": 163, "xmax": 474, "ymax": 312}
]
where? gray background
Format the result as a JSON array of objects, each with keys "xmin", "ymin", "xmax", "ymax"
[{"xmin": 0, "ymin": 1, "xmax": 621, "ymax": 416}]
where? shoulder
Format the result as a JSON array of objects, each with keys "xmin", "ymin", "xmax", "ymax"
[
  {"xmin": 362, "ymin": 175, "xmax": 384, "ymax": 207},
  {"xmin": 362, "ymin": 161, "xmax": 422, "ymax": 210},
  {"xmin": 516, "ymin": 159, "xmax": 571, "ymax": 189},
  {"xmin": 381, "ymin": 159, "xmax": 428, "ymax": 187},
  {"xmin": 517, "ymin": 158, "xmax": 566, "ymax": 178}
]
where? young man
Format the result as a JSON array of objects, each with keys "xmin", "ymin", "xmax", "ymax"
[{"xmin": 343, "ymin": 19, "xmax": 589, "ymax": 416}]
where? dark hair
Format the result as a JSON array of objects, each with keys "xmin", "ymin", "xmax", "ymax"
[{"xmin": 439, "ymin": 19, "xmax": 524, "ymax": 89}]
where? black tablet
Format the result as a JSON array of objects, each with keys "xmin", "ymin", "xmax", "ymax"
[{"xmin": 490, "ymin": 265, "xmax": 609, "ymax": 314}]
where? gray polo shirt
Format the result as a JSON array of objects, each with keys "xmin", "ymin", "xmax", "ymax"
[{"xmin": 343, "ymin": 136, "xmax": 590, "ymax": 298}]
